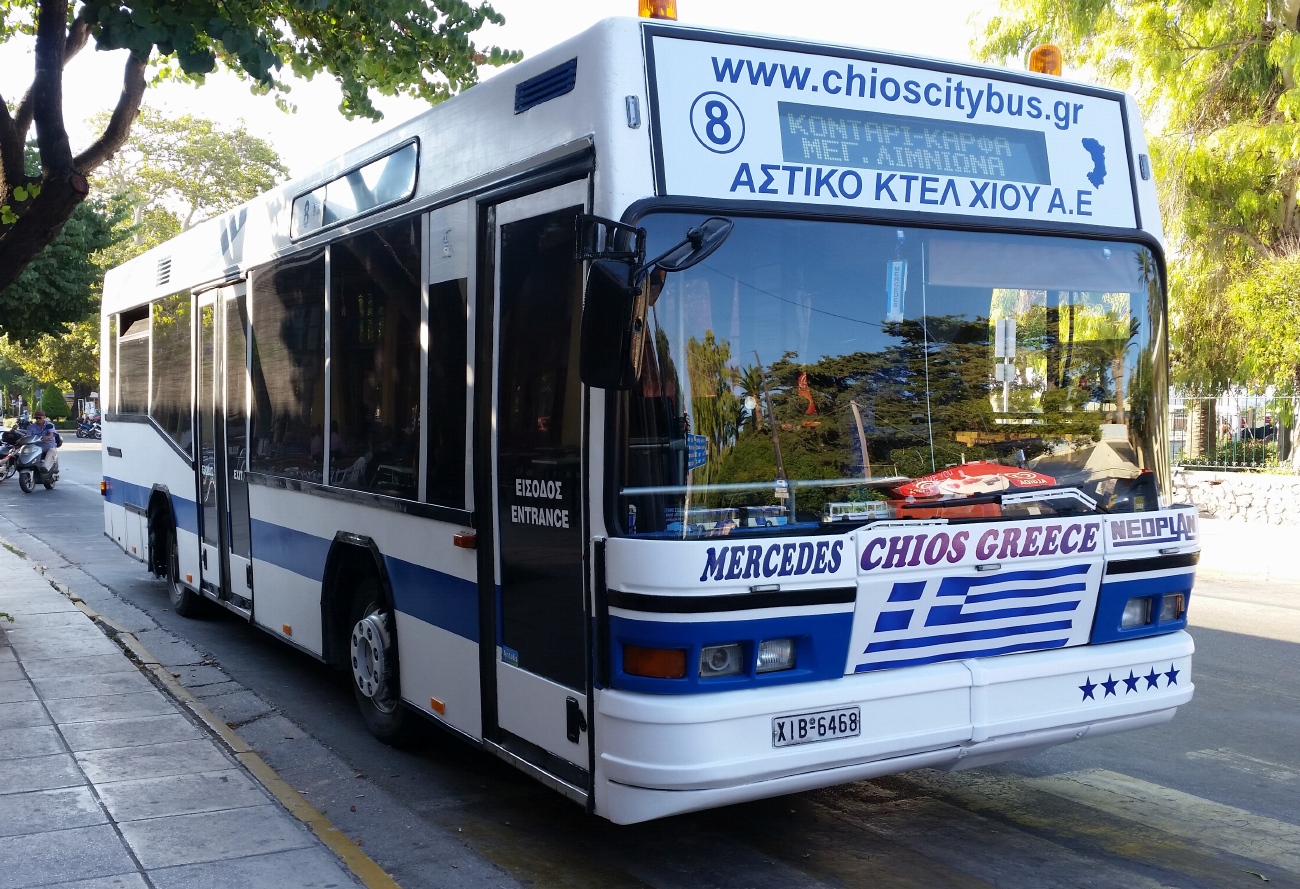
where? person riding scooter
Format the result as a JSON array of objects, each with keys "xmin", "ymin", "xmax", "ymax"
[{"xmin": 29, "ymin": 411, "xmax": 58, "ymax": 474}]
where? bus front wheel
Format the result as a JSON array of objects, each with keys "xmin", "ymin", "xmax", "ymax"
[{"xmin": 349, "ymin": 577, "xmax": 415, "ymax": 745}]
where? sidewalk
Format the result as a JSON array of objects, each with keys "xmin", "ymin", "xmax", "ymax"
[
  {"xmin": 1196, "ymin": 516, "xmax": 1300, "ymax": 584},
  {"xmin": 0, "ymin": 543, "xmax": 368, "ymax": 889}
]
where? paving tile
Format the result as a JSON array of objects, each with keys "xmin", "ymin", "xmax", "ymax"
[
  {"xmin": 132, "ymin": 631, "xmax": 206, "ymax": 668},
  {"xmin": 76, "ymin": 739, "xmax": 233, "ymax": 784},
  {"xmin": 0, "ymin": 659, "xmax": 23, "ymax": 682},
  {"xmin": 33, "ymin": 670, "xmax": 155, "ymax": 701},
  {"xmin": 36, "ymin": 875, "xmax": 148, "ymax": 889},
  {"xmin": 0, "ymin": 724, "xmax": 64, "ymax": 759},
  {"xmin": 0, "ymin": 785, "xmax": 105, "ymax": 838},
  {"xmin": 60, "ymin": 714, "xmax": 202, "ymax": 753},
  {"xmin": 148, "ymin": 847, "xmax": 358, "ymax": 889},
  {"xmin": 0, "ymin": 699, "xmax": 50, "ymax": 730},
  {"xmin": 0, "ymin": 677, "xmax": 37, "ymax": 703},
  {"xmin": 24, "ymin": 654, "xmax": 138, "ymax": 680},
  {"xmin": 8, "ymin": 632, "xmax": 120, "ymax": 661},
  {"xmin": 46, "ymin": 691, "xmax": 175, "ymax": 725},
  {"xmin": 0, "ymin": 823, "xmax": 136, "ymax": 889},
  {"xmin": 0, "ymin": 596, "xmax": 80, "ymax": 616},
  {"xmin": 3, "ymin": 611, "xmax": 92, "ymax": 630},
  {"xmin": 0, "ymin": 752, "xmax": 85, "ymax": 795},
  {"xmin": 120, "ymin": 804, "xmax": 315, "ymax": 869},
  {"xmin": 97, "ymin": 769, "xmax": 268, "ymax": 822}
]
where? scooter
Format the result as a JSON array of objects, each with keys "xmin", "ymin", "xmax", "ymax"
[
  {"xmin": 14, "ymin": 432, "xmax": 59, "ymax": 493},
  {"xmin": 0, "ymin": 428, "xmax": 21, "ymax": 482}
]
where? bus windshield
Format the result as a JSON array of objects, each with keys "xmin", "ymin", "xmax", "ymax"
[{"xmin": 614, "ymin": 213, "xmax": 1169, "ymax": 539}]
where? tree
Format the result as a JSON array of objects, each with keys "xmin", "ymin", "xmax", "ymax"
[
  {"xmin": 38, "ymin": 379, "xmax": 68, "ymax": 419},
  {"xmin": 0, "ymin": 159, "xmax": 122, "ymax": 342},
  {"xmin": 975, "ymin": 0, "xmax": 1300, "ymax": 396},
  {"xmin": 0, "ymin": 0, "xmax": 521, "ymax": 294},
  {"xmin": 96, "ymin": 108, "xmax": 288, "ymax": 249},
  {"xmin": 0, "ymin": 314, "xmax": 99, "ymax": 403}
]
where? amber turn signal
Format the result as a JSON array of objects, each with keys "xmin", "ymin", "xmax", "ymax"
[
  {"xmin": 100, "ymin": 480, "xmax": 108, "ymax": 496},
  {"xmin": 639, "ymin": 0, "xmax": 677, "ymax": 20},
  {"xmin": 1028, "ymin": 44, "xmax": 1063, "ymax": 76},
  {"xmin": 623, "ymin": 645, "xmax": 687, "ymax": 678}
]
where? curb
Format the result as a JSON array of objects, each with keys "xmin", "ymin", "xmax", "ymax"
[{"xmin": 3, "ymin": 539, "xmax": 401, "ymax": 889}]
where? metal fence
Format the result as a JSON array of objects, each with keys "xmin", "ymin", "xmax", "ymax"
[{"xmin": 1170, "ymin": 392, "xmax": 1299, "ymax": 472}]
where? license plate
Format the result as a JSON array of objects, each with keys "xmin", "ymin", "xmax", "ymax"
[{"xmin": 772, "ymin": 706, "xmax": 861, "ymax": 748}]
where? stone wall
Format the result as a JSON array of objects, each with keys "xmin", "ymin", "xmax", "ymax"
[{"xmin": 1172, "ymin": 469, "xmax": 1300, "ymax": 525}]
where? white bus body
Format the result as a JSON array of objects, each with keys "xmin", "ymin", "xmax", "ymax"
[{"xmin": 101, "ymin": 18, "xmax": 1196, "ymax": 824}]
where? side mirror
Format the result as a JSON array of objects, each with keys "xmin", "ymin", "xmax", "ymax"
[{"xmin": 579, "ymin": 260, "xmax": 645, "ymax": 390}]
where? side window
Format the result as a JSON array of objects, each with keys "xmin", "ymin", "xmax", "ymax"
[
  {"xmin": 117, "ymin": 307, "xmax": 150, "ymax": 415},
  {"xmin": 150, "ymin": 292, "xmax": 193, "ymax": 452},
  {"xmin": 249, "ymin": 250, "xmax": 326, "ymax": 480},
  {"xmin": 105, "ymin": 313, "xmax": 119, "ymax": 413},
  {"xmin": 427, "ymin": 278, "xmax": 467, "ymax": 507},
  {"xmin": 329, "ymin": 217, "xmax": 422, "ymax": 497}
]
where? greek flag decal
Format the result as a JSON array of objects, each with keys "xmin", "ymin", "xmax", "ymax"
[{"xmin": 851, "ymin": 564, "xmax": 1095, "ymax": 673}]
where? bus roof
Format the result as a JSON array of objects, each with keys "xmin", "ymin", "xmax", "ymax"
[{"xmin": 102, "ymin": 17, "xmax": 1159, "ymax": 315}]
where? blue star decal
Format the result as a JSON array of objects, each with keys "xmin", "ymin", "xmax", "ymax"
[
  {"xmin": 1123, "ymin": 670, "xmax": 1140, "ymax": 693},
  {"xmin": 1101, "ymin": 674, "xmax": 1119, "ymax": 697},
  {"xmin": 1165, "ymin": 664, "xmax": 1180, "ymax": 686},
  {"xmin": 1144, "ymin": 667, "xmax": 1160, "ymax": 689},
  {"xmin": 1079, "ymin": 676, "xmax": 1097, "ymax": 700}
]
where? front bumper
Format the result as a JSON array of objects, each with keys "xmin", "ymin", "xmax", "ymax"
[{"xmin": 593, "ymin": 631, "xmax": 1193, "ymax": 823}]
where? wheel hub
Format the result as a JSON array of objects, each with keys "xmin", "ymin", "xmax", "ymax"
[{"xmin": 350, "ymin": 611, "xmax": 391, "ymax": 700}]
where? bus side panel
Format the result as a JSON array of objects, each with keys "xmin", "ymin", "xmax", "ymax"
[
  {"xmin": 102, "ymin": 420, "xmax": 200, "ymax": 587},
  {"xmin": 247, "ymin": 486, "xmax": 328, "ymax": 653},
  {"xmin": 245, "ymin": 485, "xmax": 482, "ymax": 737}
]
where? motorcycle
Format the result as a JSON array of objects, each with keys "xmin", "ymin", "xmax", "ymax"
[
  {"xmin": 0, "ymin": 428, "xmax": 21, "ymax": 482},
  {"xmin": 14, "ymin": 431, "xmax": 59, "ymax": 493},
  {"xmin": 75, "ymin": 420, "xmax": 94, "ymax": 438}
]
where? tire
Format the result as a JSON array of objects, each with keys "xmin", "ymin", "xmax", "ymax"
[
  {"xmin": 348, "ymin": 575, "xmax": 416, "ymax": 745},
  {"xmin": 19, "ymin": 471, "xmax": 34, "ymax": 494},
  {"xmin": 42, "ymin": 477, "xmax": 54, "ymax": 490},
  {"xmin": 157, "ymin": 518, "xmax": 204, "ymax": 618}
]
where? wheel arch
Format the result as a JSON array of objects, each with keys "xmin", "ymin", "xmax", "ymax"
[
  {"xmin": 321, "ymin": 533, "xmax": 398, "ymax": 669},
  {"xmin": 146, "ymin": 485, "xmax": 174, "ymax": 576}
]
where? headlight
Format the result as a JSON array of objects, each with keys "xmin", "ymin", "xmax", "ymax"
[
  {"xmin": 699, "ymin": 643, "xmax": 744, "ymax": 678},
  {"xmin": 1120, "ymin": 597, "xmax": 1152, "ymax": 628},
  {"xmin": 756, "ymin": 638, "xmax": 796, "ymax": 673},
  {"xmin": 1159, "ymin": 594, "xmax": 1185, "ymax": 622},
  {"xmin": 18, "ymin": 445, "xmax": 41, "ymax": 460}
]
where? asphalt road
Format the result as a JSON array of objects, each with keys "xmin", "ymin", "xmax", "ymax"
[{"xmin": 2, "ymin": 441, "xmax": 1298, "ymax": 889}]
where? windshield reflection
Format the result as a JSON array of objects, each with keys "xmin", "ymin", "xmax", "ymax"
[{"xmin": 615, "ymin": 214, "xmax": 1168, "ymax": 539}]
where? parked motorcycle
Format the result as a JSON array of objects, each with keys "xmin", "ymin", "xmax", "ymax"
[
  {"xmin": 14, "ymin": 431, "xmax": 59, "ymax": 493},
  {"xmin": 75, "ymin": 420, "xmax": 94, "ymax": 438},
  {"xmin": 0, "ymin": 428, "xmax": 21, "ymax": 482}
]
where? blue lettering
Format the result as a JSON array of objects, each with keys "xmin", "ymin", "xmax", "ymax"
[
  {"xmin": 759, "ymin": 164, "xmax": 779, "ymax": 194},
  {"xmin": 970, "ymin": 180, "xmax": 992, "ymax": 209},
  {"xmin": 875, "ymin": 173, "xmax": 898, "ymax": 201},
  {"xmin": 815, "ymin": 167, "xmax": 839, "ymax": 197},
  {"xmin": 828, "ymin": 540, "xmax": 844, "ymax": 572},
  {"xmin": 730, "ymin": 163, "xmax": 755, "ymax": 193},
  {"xmin": 700, "ymin": 547, "xmax": 726, "ymax": 581}
]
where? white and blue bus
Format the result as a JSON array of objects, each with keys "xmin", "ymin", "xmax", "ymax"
[{"xmin": 100, "ymin": 16, "xmax": 1198, "ymax": 824}]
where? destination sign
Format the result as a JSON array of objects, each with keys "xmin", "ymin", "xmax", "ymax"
[
  {"xmin": 647, "ymin": 32, "xmax": 1139, "ymax": 229},
  {"xmin": 777, "ymin": 102, "xmax": 1050, "ymax": 185}
]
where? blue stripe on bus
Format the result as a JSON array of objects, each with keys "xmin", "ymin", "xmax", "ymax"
[
  {"xmin": 245, "ymin": 519, "xmax": 480, "ymax": 643},
  {"xmin": 103, "ymin": 476, "xmax": 199, "ymax": 535},
  {"xmin": 249, "ymin": 519, "xmax": 332, "ymax": 582},
  {"xmin": 385, "ymin": 556, "xmax": 480, "ymax": 643}
]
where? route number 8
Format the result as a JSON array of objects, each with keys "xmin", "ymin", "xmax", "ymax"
[{"xmin": 690, "ymin": 92, "xmax": 744, "ymax": 154}]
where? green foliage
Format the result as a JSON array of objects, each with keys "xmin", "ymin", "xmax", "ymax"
[
  {"xmin": 43, "ymin": 0, "xmax": 521, "ymax": 121},
  {"xmin": 95, "ymin": 108, "xmax": 289, "ymax": 261},
  {"xmin": 976, "ymin": 0, "xmax": 1300, "ymax": 392},
  {"xmin": 0, "ymin": 196, "xmax": 124, "ymax": 343},
  {"xmin": 39, "ymin": 382, "xmax": 69, "ymax": 419},
  {"xmin": 0, "ymin": 317, "xmax": 100, "ymax": 396}
]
